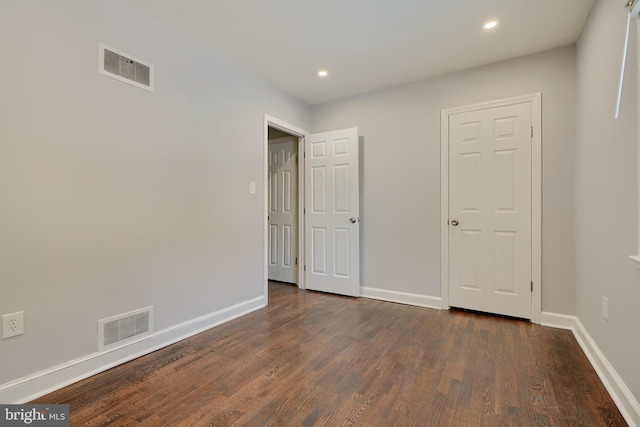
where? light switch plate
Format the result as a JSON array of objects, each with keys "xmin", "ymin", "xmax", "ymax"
[{"xmin": 249, "ymin": 181, "xmax": 256, "ymax": 195}]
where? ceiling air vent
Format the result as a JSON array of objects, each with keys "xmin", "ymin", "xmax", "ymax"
[
  {"xmin": 99, "ymin": 43, "xmax": 154, "ymax": 92},
  {"xmin": 98, "ymin": 306, "xmax": 153, "ymax": 351}
]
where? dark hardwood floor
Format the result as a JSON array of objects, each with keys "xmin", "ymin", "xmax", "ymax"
[{"xmin": 33, "ymin": 282, "xmax": 626, "ymax": 426}]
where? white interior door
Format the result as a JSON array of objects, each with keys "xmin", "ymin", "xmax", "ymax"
[
  {"xmin": 268, "ymin": 138, "xmax": 298, "ymax": 283},
  {"xmin": 448, "ymin": 102, "xmax": 532, "ymax": 319},
  {"xmin": 305, "ymin": 128, "xmax": 360, "ymax": 297}
]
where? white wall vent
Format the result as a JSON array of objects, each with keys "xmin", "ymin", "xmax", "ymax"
[
  {"xmin": 98, "ymin": 306, "xmax": 153, "ymax": 351},
  {"xmin": 98, "ymin": 43, "xmax": 154, "ymax": 92}
]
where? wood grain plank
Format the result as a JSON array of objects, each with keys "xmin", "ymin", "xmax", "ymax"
[{"xmin": 32, "ymin": 283, "xmax": 627, "ymax": 426}]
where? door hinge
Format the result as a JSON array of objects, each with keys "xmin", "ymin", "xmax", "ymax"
[
  {"xmin": 531, "ymin": 126, "xmax": 533, "ymax": 138},
  {"xmin": 531, "ymin": 281, "xmax": 533, "ymax": 292},
  {"xmin": 304, "ymin": 265, "xmax": 306, "ymax": 271},
  {"xmin": 304, "ymin": 208, "xmax": 306, "ymax": 214},
  {"xmin": 295, "ymin": 257, "xmax": 298, "ymax": 265}
]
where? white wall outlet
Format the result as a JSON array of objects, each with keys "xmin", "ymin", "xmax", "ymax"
[
  {"xmin": 2, "ymin": 311, "xmax": 24, "ymax": 338},
  {"xmin": 602, "ymin": 297, "xmax": 609, "ymax": 321},
  {"xmin": 249, "ymin": 181, "xmax": 256, "ymax": 195}
]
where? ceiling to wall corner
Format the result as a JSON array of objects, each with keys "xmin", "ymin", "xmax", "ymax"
[{"xmin": 124, "ymin": 0, "xmax": 596, "ymax": 105}]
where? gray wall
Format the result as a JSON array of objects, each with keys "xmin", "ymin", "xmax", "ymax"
[
  {"xmin": 0, "ymin": 1, "xmax": 309, "ymax": 386},
  {"xmin": 311, "ymin": 46, "xmax": 577, "ymax": 315},
  {"xmin": 5, "ymin": 0, "xmax": 638, "ymax": 408},
  {"xmin": 576, "ymin": 0, "xmax": 640, "ymax": 400}
]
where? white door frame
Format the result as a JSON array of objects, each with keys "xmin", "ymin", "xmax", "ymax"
[
  {"xmin": 264, "ymin": 115, "xmax": 309, "ymax": 302},
  {"xmin": 440, "ymin": 93, "xmax": 542, "ymax": 323}
]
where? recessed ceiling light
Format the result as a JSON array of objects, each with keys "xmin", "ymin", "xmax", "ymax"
[
  {"xmin": 318, "ymin": 70, "xmax": 328, "ymax": 77},
  {"xmin": 484, "ymin": 21, "xmax": 498, "ymax": 30}
]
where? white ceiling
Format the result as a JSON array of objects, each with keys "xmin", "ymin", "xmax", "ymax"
[{"xmin": 124, "ymin": 0, "xmax": 596, "ymax": 105}]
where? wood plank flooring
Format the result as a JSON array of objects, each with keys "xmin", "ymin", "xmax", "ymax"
[{"xmin": 33, "ymin": 282, "xmax": 627, "ymax": 426}]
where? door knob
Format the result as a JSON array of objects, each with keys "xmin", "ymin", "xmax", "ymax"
[
  {"xmin": 349, "ymin": 217, "xmax": 357, "ymax": 224},
  {"xmin": 451, "ymin": 219, "xmax": 459, "ymax": 226}
]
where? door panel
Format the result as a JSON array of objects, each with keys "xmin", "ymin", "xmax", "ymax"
[
  {"xmin": 268, "ymin": 139, "xmax": 297, "ymax": 284},
  {"xmin": 305, "ymin": 128, "xmax": 359, "ymax": 297},
  {"xmin": 449, "ymin": 103, "xmax": 532, "ymax": 319}
]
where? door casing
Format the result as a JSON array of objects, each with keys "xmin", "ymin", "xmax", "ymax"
[
  {"xmin": 264, "ymin": 115, "xmax": 309, "ymax": 303},
  {"xmin": 440, "ymin": 93, "xmax": 542, "ymax": 324}
]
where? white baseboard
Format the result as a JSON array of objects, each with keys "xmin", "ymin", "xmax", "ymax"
[
  {"xmin": 4, "ymin": 300, "xmax": 636, "ymax": 427},
  {"xmin": 541, "ymin": 312, "xmax": 640, "ymax": 427},
  {"xmin": 539, "ymin": 311, "xmax": 576, "ymax": 330},
  {"xmin": 360, "ymin": 286, "xmax": 442, "ymax": 310},
  {"xmin": 0, "ymin": 296, "xmax": 266, "ymax": 404}
]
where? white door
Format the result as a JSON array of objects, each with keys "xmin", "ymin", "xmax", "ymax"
[
  {"xmin": 305, "ymin": 128, "xmax": 360, "ymax": 297},
  {"xmin": 268, "ymin": 138, "xmax": 298, "ymax": 283},
  {"xmin": 448, "ymin": 102, "xmax": 532, "ymax": 319}
]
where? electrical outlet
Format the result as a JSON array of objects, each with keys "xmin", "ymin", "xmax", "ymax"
[
  {"xmin": 602, "ymin": 297, "xmax": 609, "ymax": 321},
  {"xmin": 2, "ymin": 311, "xmax": 24, "ymax": 338}
]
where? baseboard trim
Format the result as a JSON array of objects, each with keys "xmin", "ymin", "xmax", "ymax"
[
  {"xmin": 541, "ymin": 312, "xmax": 640, "ymax": 427},
  {"xmin": 0, "ymin": 296, "xmax": 266, "ymax": 404},
  {"xmin": 539, "ymin": 311, "xmax": 576, "ymax": 330},
  {"xmin": 572, "ymin": 317, "xmax": 640, "ymax": 427},
  {"xmin": 360, "ymin": 287, "xmax": 442, "ymax": 310},
  {"xmin": 4, "ymin": 301, "xmax": 636, "ymax": 426}
]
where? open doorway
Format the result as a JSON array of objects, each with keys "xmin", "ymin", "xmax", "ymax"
[
  {"xmin": 263, "ymin": 115, "xmax": 361, "ymax": 302},
  {"xmin": 263, "ymin": 115, "xmax": 308, "ymax": 303},
  {"xmin": 267, "ymin": 126, "xmax": 299, "ymax": 285}
]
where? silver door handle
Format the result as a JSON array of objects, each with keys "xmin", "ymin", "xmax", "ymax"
[
  {"xmin": 349, "ymin": 217, "xmax": 358, "ymax": 223},
  {"xmin": 450, "ymin": 219, "xmax": 459, "ymax": 226}
]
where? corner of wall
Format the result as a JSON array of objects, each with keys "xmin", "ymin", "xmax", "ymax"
[{"xmin": 541, "ymin": 312, "xmax": 640, "ymax": 426}]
